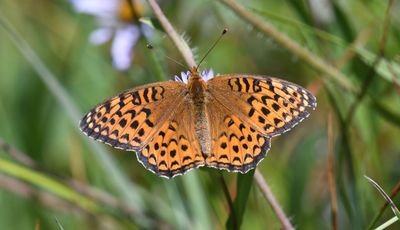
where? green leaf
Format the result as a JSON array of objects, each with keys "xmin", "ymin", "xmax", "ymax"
[
  {"xmin": 252, "ymin": 6, "xmax": 400, "ymax": 86},
  {"xmin": 54, "ymin": 216, "xmax": 65, "ymax": 230},
  {"xmin": 226, "ymin": 169, "xmax": 255, "ymax": 230},
  {"xmin": 371, "ymin": 99, "xmax": 400, "ymax": 127},
  {"xmin": 356, "ymin": 48, "xmax": 400, "ymax": 84},
  {"xmin": 365, "ymin": 176, "xmax": 400, "ymax": 219},
  {"xmin": 0, "ymin": 158, "xmax": 100, "ymax": 213},
  {"xmin": 182, "ymin": 173, "xmax": 213, "ymax": 230},
  {"xmin": 375, "ymin": 216, "xmax": 399, "ymax": 230}
]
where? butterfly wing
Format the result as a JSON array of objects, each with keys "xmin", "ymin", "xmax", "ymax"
[
  {"xmin": 80, "ymin": 82, "xmax": 187, "ymax": 150},
  {"xmin": 205, "ymin": 75, "xmax": 316, "ymax": 172},
  {"xmin": 208, "ymin": 75, "xmax": 316, "ymax": 136},
  {"xmin": 140, "ymin": 99, "xmax": 204, "ymax": 178},
  {"xmin": 80, "ymin": 81, "xmax": 204, "ymax": 178},
  {"xmin": 206, "ymin": 95, "xmax": 271, "ymax": 173}
]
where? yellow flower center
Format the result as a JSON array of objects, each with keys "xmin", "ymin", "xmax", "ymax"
[{"xmin": 118, "ymin": 0, "xmax": 142, "ymax": 22}]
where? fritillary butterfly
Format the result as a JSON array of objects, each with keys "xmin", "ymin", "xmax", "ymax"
[{"xmin": 80, "ymin": 67, "xmax": 316, "ymax": 178}]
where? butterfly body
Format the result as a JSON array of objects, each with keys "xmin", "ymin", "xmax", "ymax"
[
  {"xmin": 80, "ymin": 68, "xmax": 316, "ymax": 178},
  {"xmin": 188, "ymin": 67, "xmax": 212, "ymax": 157}
]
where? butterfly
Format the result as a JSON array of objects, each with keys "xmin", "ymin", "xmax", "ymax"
[{"xmin": 80, "ymin": 67, "xmax": 316, "ymax": 178}]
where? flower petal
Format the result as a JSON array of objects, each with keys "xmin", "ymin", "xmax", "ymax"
[
  {"xmin": 140, "ymin": 23, "xmax": 153, "ymax": 39},
  {"xmin": 180, "ymin": 72, "xmax": 188, "ymax": 83},
  {"xmin": 174, "ymin": 75, "xmax": 182, "ymax": 82},
  {"xmin": 111, "ymin": 25, "xmax": 140, "ymax": 70},
  {"xmin": 89, "ymin": 27, "xmax": 113, "ymax": 45},
  {"xmin": 202, "ymin": 68, "xmax": 214, "ymax": 81},
  {"xmin": 70, "ymin": 0, "xmax": 119, "ymax": 17}
]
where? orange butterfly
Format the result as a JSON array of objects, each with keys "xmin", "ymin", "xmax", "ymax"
[{"xmin": 80, "ymin": 67, "xmax": 316, "ymax": 178}]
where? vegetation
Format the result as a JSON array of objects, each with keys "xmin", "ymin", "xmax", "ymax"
[{"xmin": 0, "ymin": 0, "xmax": 399, "ymax": 229}]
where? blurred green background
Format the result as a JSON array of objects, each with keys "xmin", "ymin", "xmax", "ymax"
[{"xmin": 1, "ymin": 0, "xmax": 400, "ymax": 229}]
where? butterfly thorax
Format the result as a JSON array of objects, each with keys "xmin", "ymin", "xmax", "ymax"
[
  {"xmin": 188, "ymin": 68, "xmax": 207, "ymax": 105},
  {"xmin": 188, "ymin": 68, "xmax": 211, "ymax": 156}
]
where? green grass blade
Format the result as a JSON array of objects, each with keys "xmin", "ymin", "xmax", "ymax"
[
  {"xmin": 365, "ymin": 176, "xmax": 400, "ymax": 219},
  {"xmin": 0, "ymin": 11, "xmax": 150, "ymax": 225},
  {"xmin": 54, "ymin": 216, "xmax": 65, "ymax": 230},
  {"xmin": 284, "ymin": 0, "xmax": 313, "ymax": 25},
  {"xmin": 163, "ymin": 181, "xmax": 191, "ymax": 229},
  {"xmin": 0, "ymin": 158, "xmax": 100, "ymax": 213},
  {"xmin": 375, "ymin": 216, "xmax": 399, "ymax": 230},
  {"xmin": 182, "ymin": 173, "xmax": 213, "ymax": 230},
  {"xmin": 371, "ymin": 100, "xmax": 400, "ymax": 127},
  {"xmin": 356, "ymin": 48, "xmax": 400, "ymax": 84},
  {"xmin": 218, "ymin": 0, "xmax": 356, "ymax": 92},
  {"xmin": 252, "ymin": 7, "xmax": 400, "ymax": 85},
  {"xmin": 226, "ymin": 169, "xmax": 255, "ymax": 229}
]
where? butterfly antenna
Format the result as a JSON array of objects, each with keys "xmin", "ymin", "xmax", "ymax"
[
  {"xmin": 196, "ymin": 28, "xmax": 228, "ymax": 70},
  {"xmin": 147, "ymin": 44, "xmax": 186, "ymax": 68}
]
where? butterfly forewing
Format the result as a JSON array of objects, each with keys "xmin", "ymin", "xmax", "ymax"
[
  {"xmin": 80, "ymin": 82, "xmax": 187, "ymax": 150},
  {"xmin": 207, "ymin": 75, "xmax": 316, "ymax": 137}
]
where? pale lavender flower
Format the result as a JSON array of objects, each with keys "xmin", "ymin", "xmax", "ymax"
[
  {"xmin": 70, "ymin": 0, "xmax": 152, "ymax": 71},
  {"xmin": 174, "ymin": 69, "xmax": 216, "ymax": 83}
]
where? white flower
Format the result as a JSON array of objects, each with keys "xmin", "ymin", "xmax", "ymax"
[
  {"xmin": 174, "ymin": 69, "xmax": 216, "ymax": 83},
  {"xmin": 174, "ymin": 71, "xmax": 190, "ymax": 83},
  {"xmin": 202, "ymin": 68, "xmax": 214, "ymax": 81},
  {"xmin": 70, "ymin": 0, "xmax": 152, "ymax": 71}
]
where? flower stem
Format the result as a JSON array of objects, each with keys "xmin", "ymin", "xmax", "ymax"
[
  {"xmin": 254, "ymin": 169, "xmax": 294, "ymax": 230},
  {"xmin": 146, "ymin": 0, "xmax": 197, "ymax": 67}
]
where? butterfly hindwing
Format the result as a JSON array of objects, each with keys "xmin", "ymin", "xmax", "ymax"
[
  {"xmin": 80, "ymin": 82, "xmax": 187, "ymax": 150},
  {"xmin": 206, "ymin": 96, "xmax": 271, "ymax": 173},
  {"xmin": 138, "ymin": 99, "xmax": 204, "ymax": 178},
  {"xmin": 207, "ymin": 75, "xmax": 316, "ymax": 137}
]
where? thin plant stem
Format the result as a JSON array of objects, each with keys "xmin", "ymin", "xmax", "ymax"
[
  {"xmin": 146, "ymin": 0, "xmax": 196, "ymax": 67},
  {"xmin": 0, "ymin": 158, "xmax": 100, "ymax": 213},
  {"xmin": 368, "ymin": 176, "xmax": 400, "ymax": 218},
  {"xmin": 54, "ymin": 217, "xmax": 65, "ymax": 230},
  {"xmin": 0, "ymin": 173, "xmax": 90, "ymax": 215},
  {"xmin": 345, "ymin": 0, "xmax": 394, "ymax": 123},
  {"xmin": 375, "ymin": 216, "xmax": 399, "ymax": 230},
  {"xmin": 218, "ymin": 0, "xmax": 355, "ymax": 92},
  {"xmin": 254, "ymin": 169, "xmax": 294, "ymax": 230},
  {"xmin": 327, "ymin": 113, "xmax": 338, "ymax": 230},
  {"xmin": 0, "ymin": 138, "xmax": 36, "ymax": 168},
  {"xmin": 368, "ymin": 181, "xmax": 400, "ymax": 229}
]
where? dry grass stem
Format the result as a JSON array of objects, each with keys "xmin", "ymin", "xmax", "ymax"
[
  {"xmin": 218, "ymin": 0, "xmax": 355, "ymax": 92},
  {"xmin": 146, "ymin": 0, "xmax": 196, "ymax": 67},
  {"xmin": 254, "ymin": 169, "xmax": 294, "ymax": 230}
]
